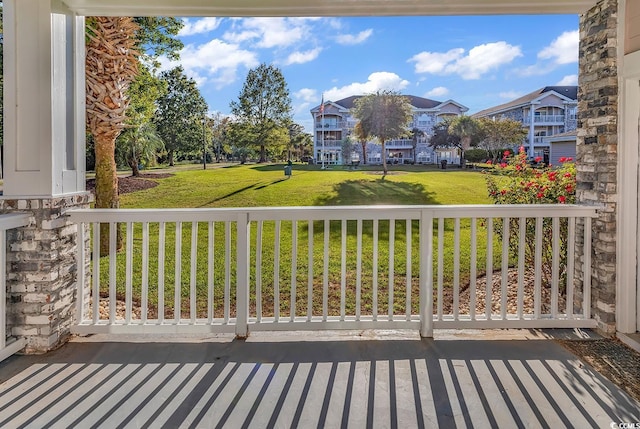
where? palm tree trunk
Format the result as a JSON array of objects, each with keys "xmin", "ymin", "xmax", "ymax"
[
  {"xmin": 94, "ymin": 133, "xmax": 121, "ymax": 255},
  {"xmin": 361, "ymin": 141, "xmax": 367, "ymax": 164}
]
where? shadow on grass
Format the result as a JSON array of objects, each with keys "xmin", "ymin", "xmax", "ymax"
[
  {"xmin": 315, "ymin": 179, "xmax": 439, "ymax": 206},
  {"xmin": 197, "ymin": 182, "xmax": 261, "ymax": 207},
  {"xmin": 250, "ymin": 164, "xmax": 317, "ymax": 172}
]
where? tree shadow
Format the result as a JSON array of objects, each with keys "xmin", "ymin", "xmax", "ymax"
[
  {"xmin": 315, "ymin": 179, "xmax": 440, "ymax": 206},
  {"xmin": 197, "ymin": 183, "xmax": 262, "ymax": 207},
  {"xmin": 250, "ymin": 164, "xmax": 315, "ymax": 172}
]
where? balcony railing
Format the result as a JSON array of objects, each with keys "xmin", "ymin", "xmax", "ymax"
[
  {"xmin": 523, "ymin": 115, "xmax": 566, "ymax": 124},
  {"xmin": 69, "ymin": 205, "xmax": 598, "ymax": 338},
  {"xmin": 1, "ymin": 213, "xmax": 31, "ymax": 362},
  {"xmin": 385, "ymin": 139, "xmax": 413, "ymax": 148}
]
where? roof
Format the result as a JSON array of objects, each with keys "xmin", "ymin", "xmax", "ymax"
[
  {"xmin": 333, "ymin": 95, "xmax": 442, "ymax": 110},
  {"xmin": 472, "ymin": 86, "xmax": 578, "ymax": 118},
  {"xmin": 545, "ymin": 130, "xmax": 577, "ymax": 142}
]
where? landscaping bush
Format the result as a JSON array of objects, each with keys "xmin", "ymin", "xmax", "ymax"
[
  {"xmin": 485, "ymin": 148, "xmax": 576, "ymax": 287},
  {"xmin": 464, "ymin": 148, "xmax": 489, "ymax": 163}
]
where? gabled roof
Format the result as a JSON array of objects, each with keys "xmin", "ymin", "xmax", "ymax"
[
  {"xmin": 472, "ymin": 86, "xmax": 578, "ymax": 118},
  {"xmin": 312, "ymin": 94, "xmax": 466, "ymax": 111}
]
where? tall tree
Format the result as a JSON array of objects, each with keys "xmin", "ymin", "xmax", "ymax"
[
  {"xmin": 409, "ymin": 127, "xmax": 425, "ymax": 164},
  {"xmin": 353, "ymin": 122, "xmax": 369, "ymax": 165},
  {"xmin": 230, "ymin": 63, "xmax": 292, "ymax": 163},
  {"xmin": 448, "ymin": 115, "xmax": 481, "ymax": 166},
  {"xmin": 209, "ymin": 114, "xmax": 231, "ymax": 162},
  {"xmin": 352, "ymin": 91, "xmax": 413, "ymax": 174},
  {"xmin": 118, "ymin": 122, "xmax": 164, "ymax": 176},
  {"xmin": 154, "ymin": 66, "xmax": 208, "ymax": 166},
  {"xmin": 477, "ymin": 117, "xmax": 527, "ymax": 161}
]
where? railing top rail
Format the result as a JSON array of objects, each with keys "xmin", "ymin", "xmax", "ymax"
[
  {"xmin": 67, "ymin": 204, "xmax": 599, "ymax": 223},
  {"xmin": 0, "ymin": 213, "xmax": 31, "ymax": 230}
]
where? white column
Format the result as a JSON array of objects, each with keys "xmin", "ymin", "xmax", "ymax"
[
  {"xmin": 3, "ymin": 0, "xmax": 86, "ymax": 197},
  {"xmin": 528, "ymin": 103, "xmax": 536, "ymax": 158}
]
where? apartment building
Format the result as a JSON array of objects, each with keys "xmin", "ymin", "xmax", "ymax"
[
  {"xmin": 310, "ymin": 95, "xmax": 468, "ymax": 165},
  {"xmin": 472, "ymin": 86, "xmax": 578, "ymax": 159}
]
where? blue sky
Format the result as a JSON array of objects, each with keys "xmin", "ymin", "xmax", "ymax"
[{"xmin": 160, "ymin": 15, "xmax": 579, "ymax": 133}]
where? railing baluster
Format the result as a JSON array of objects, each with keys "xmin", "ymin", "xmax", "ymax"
[
  {"xmin": 190, "ymin": 221, "xmax": 198, "ymax": 323},
  {"xmin": 141, "ymin": 222, "xmax": 149, "ymax": 323},
  {"xmin": 500, "ymin": 217, "xmax": 509, "ymax": 320},
  {"xmin": 158, "ymin": 222, "xmax": 165, "ymax": 324},
  {"xmin": 406, "ymin": 219, "xmax": 412, "ymax": 321},
  {"xmin": 419, "ymin": 209, "xmax": 433, "ymax": 338},
  {"xmin": 485, "ymin": 218, "xmax": 493, "ymax": 320},
  {"xmin": 453, "ymin": 218, "xmax": 460, "ymax": 320},
  {"xmin": 125, "ymin": 222, "xmax": 133, "ymax": 324},
  {"xmin": 256, "ymin": 221, "xmax": 263, "ymax": 322},
  {"xmin": 373, "ymin": 219, "xmax": 379, "ymax": 321},
  {"xmin": 275, "ymin": 220, "xmax": 281, "ymax": 322},
  {"xmin": 109, "ymin": 222, "xmax": 117, "ymax": 324},
  {"xmin": 584, "ymin": 217, "xmax": 592, "ymax": 319},
  {"xmin": 75, "ymin": 223, "xmax": 86, "ymax": 324},
  {"xmin": 0, "ymin": 229, "xmax": 5, "ymax": 348},
  {"xmin": 356, "ymin": 219, "xmax": 363, "ymax": 320},
  {"xmin": 534, "ymin": 217, "xmax": 543, "ymax": 318},
  {"xmin": 567, "ymin": 217, "xmax": 576, "ymax": 318},
  {"xmin": 307, "ymin": 220, "xmax": 313, "ymax": 321},
  {"xmin": 551, "ymin": 217, "xmax": 560, "ymax": 319},
  {"xmin": 174, "ymin": 222, "xmax": 182, "ymax": 323},
  {"xmin": 470, "ymin": 218, "xmax": 477, "ymax": 321},
  {"xmin": 208, "ymin": 221, "xmax": 214, "ymax": 323},
  {"xmin": 437, "ymin": 218, "xmax": 444, "ymax": 320},
  {"xmin": 340, "ymin": 219, "xmax": 347, "ymax": 321},
  {"xmin": 291, "ymin": 221, "xmax": 298, "ymax": 322},
  {"xmin": 236, "ymin": 213, "xmax": 250, "ymax": 337},
  {"xmin": 224, "ymin": 221, "xmax": 231, "ymax": 324},
  {"xmin": 517, "ymin": 217, "xmax": 526, "ymax": 319},
  {"xmin": 92, "ymin": 223, "xmax": 100, "ymax": 325},
  {"xmin": 323, "ymin": 219, "xmax": 329, "ymax": 321},
  {"xmin": 388, "ymin": 219, "xmax": 395, "ymax": 320}
]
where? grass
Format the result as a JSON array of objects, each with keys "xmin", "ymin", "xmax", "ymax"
[{"xmin": 97, "ymin": 163, "xmax": 499, "ymax": 318}]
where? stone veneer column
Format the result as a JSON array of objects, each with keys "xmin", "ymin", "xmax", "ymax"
[
  {"xmin": 1, "ymin": 194, "xmax": 91, "ymax": 353},
  {"xmin": 577, "ymin": 0, "xmax": 619, "ymax": 334}
]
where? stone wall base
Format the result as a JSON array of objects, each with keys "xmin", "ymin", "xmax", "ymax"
[{"xmin": 1, "ymin": 193, "xmax": 92, "ymax": 354}]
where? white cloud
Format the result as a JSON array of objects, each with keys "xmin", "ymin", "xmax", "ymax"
[
  {"xmin": 499, "ymin": 91, "xmax": 523, "ymax": 99},
  {"xmin": 324, "ymin": 72, "xmax": 410, "ymax": 101},
  {"xmin": 169, "ymin": 39, "xmax": 259, "ymax": 89},
  {"xmin": 538, "ymin": 30, "xmax": 579, "ymax": 65},
  {"xmin": 284, "ymin": 48, "xmax": 322, "ymax": 65},
  {"xmin": 336, "ymin": 29, "xmax": 373, "ymax": 45},
  {"xmin": 425, "ymin": 87, "xmax": 449, "ymax": 98},
  {"xmin": 295, "ymin": 88, "xmax": 318, "ymax": 103},
  {"xmin": 409, "ymin": 42, "xmax": 522, "ymax": 80},
  {"xmin": 223, "ymin": 18, "xmax": 308, "ymax": 49},
  {"xmin": 557, "ymin": 74, "xmax": 578, "ymax": 85},
  {"xmin": 409, "ymin": 48, "xmax": 465, "ymax": 74},
  {"xmin": 178, "ymin": 18, "xmax": 222, "ymax": 36}
]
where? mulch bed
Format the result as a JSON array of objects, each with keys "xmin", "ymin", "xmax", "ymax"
[
  {"xmin": 86, "ymin": 173, "xmax": 173, "ymax": 195},
  {"xmin": 557, "ymin": 338, "xmax": 640, "ymax": 403}
]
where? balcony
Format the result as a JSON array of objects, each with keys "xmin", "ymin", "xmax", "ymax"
[
  {"xmin": 385, "ymin": 139, "xmax": 413, "ymax": 149},
  {"xmin": 523, "ymin": 115, "xmax": 566, "ymax": 125},
  {"xmin": 315, "ymin": 121, "xmax": 345, "ymax": 130}
]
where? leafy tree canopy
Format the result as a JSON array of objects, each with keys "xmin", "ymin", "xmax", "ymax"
[{"xmin": 230, "ymin": 63, "xmax": 292, "ymax": 162}]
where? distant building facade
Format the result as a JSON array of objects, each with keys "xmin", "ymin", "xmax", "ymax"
[
  {"xmin": 310, "ymin": 95, "xmax": 468, "ymax": 166},
  {"xmin": 472, "ymin": 86, "xmax": 578, "ymax": 159}
]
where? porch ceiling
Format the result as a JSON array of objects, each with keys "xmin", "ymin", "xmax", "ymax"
[{"xmin": 60, "ymin": 0, "xmax": 597, "ymax": 17}]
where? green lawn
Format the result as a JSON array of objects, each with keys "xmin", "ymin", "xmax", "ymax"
[{"xmin": 99, "ymin": 164, "xmax": 497, "ymax": 318}]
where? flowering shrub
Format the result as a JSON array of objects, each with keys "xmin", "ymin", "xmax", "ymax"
[{"xmin": 485, "ymin": 148, "xmax": 576, "ymax": 287}]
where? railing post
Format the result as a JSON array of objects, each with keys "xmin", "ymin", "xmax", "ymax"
[
  {"xmin": 420, "ymin": 209, "xmax": 434, "ymax": 338},
  {"xmin": 236, "ymin": 212, "xmax": 250, "ymax": 338},
  {"xmin": 75, "ymin": 222, "xmax": 86, "ymax": 324}
]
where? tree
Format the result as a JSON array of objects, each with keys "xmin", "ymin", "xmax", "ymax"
[
  {"xmin": 352, "ymin": 91, "xmax": 413, "ymax": 174},
  {"xmin": 230, "ymin": 63, "xmax": 292, "ymax": 163},
  {"xmin": 154, "ymin": 67, "xmax": 208, "ymax": 166},
  {"xmin": 409, "ymin": 127, "xmax": 424, "ymax": 164},
  {"xmin": 447, "ymin": 115, "xmax": 481, "ymax": 166},
  {"xmin": 477, "ymin": 117, "xmax": 528, "ymax": 161},
  {"xmin": 118, "ymin": 122, "xmax": 164, "ymax": 176},
  {"xmin": 353, "ymin": 122, "xmax": 368, "ymax": 165},
  {"xmin": 341, "ymin": 136, "xmax": 355, "ymax": 164},
  {"xmin": 209, "ymin": 114, "xmax": 231, "ymax": 162}
]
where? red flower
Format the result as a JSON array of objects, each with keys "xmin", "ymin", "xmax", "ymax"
[
  {"xmin": 515, "ymin": 164, "xmax": 522, "ymax": 170},
  {"xmin": 558, "ymin": 195, "xmax": 566, "ymax": 204},
  {"xmin": 565, "ymin": 185, "xmax": 573, "ymax": 193},
  {"xmin": 537, "ymin": 192, "xmax": 544, "ymax": 199},
  {"xmin": 566, "ymin": 157, "xmax": 573, "ymax": 162},
  {"xmin": 503, "ymin": 150, "xmax": 510, "ymax": 156},
  {"xmin": 559, "ymin": 157, "xmax": 567, "ymax": 163},
  {"xmin": 547, "ymin": 172, "xmax": 557, "ymax": 181},
  {"xmin": 486, "ymin": 160, "xmax": 492, "ymax": 165},
  {"xmin": 500, "ymin": 163, "xmax": 507, "ymax": 168},
  {"xmin": 564, "ymin": 173, "xmax": 572, "ymax": 178},
  {"xmin": 500, "ymin": 189, "xmax": 507, "ymax": 195},
  {"xmin": 535, "ymin": 156, "xmax": 542, "ymax": 162}
]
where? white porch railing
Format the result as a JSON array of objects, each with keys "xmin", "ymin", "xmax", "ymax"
[
  {"xmin": 68, "ymin": 205, "xmax": 598, "ymax": 337},
  {"xmin": 1, "ymin": 213, "xmax": 31, "ymax": 362}
]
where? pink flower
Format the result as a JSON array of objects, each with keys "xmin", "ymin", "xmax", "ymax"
[
  {"xmin": 504, "ymin": 150, "xmax": 510, "ymax": 156},
  {"xmin": 535, "ymin": 156, "xmax": 542, "ymax": 162},
  {"xmin": 566, "ymin": 157, "xmax": 573, "ymax": 162},
  {"xmin": 500, "ymin": 163, "xmax": 507, "ymax": 168},
  {"xmin": 515, "ymin": 165, "xmax": 522, "ymax": 171},
  {"xmin": 486, "ymin": 160, "xmax": 492, "ymax": 165},
  {"xmin": 559, "ymin": 157, "xmax": 567, "ymax": 163},
  {"xmin": 558, "ymin": 195, "xmax": 566, "ymax": 204},
  {"xmin": 519, "ymin": 146, "xmax": 525, "ymax": 153}
]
